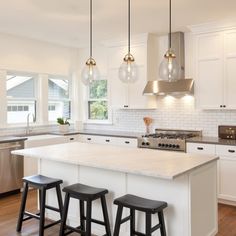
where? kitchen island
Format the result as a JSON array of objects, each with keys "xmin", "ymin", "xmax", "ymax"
[{"xmin": 13, "ymin": 142, "xmax": 218, "ymax": 236}]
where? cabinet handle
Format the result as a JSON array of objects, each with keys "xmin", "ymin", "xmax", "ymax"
[
  {"xmin": 228, "ymin": 149, "xmax": 235, "ymax": 153},
  {"xmin": 105, "ymin": 139, "xmax": 110, "ymax": 142},
  {"xmin": 197, "ymin": 147, "xmax": 204, "ymax": 150},
  {"xmin": 223, "ymin": 105, "xmax": 226, "ymax": 108},
  {"xmin": 70, "ymin": 138, "xmax": 74, "ymax": 141},
  {"xmin": 87, "ymin": 138, "xmax": 91, "ymax": 141},
  {"xmin": 124, "ymin": 105, "xmax": 129, "ymax": 108},
  {"xmin": 125, "ymin": 141, "xmax": 130, "ymax": 144},
  {"xmin": 220, "ymin": 105, "xmax": 223, "ymax": 108}
]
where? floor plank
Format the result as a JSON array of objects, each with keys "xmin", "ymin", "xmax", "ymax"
[{"xmin": 1, "ymin": 191, "xmax": 236, "ymax": 235}]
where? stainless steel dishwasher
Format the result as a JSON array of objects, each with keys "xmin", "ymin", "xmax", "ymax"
[{"xmin": 0, "ymin": 141, "xmax": 24, "ymax": 195}]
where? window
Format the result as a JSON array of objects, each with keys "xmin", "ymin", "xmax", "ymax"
[
  {"xmin": 7, "ymin": 74, "xmax": 36, "ymax": 124},
  {"xmin": 88, "ymin": 80, "xmax": 108, "ymax": 120},
  {"xmin": 48, "ymin": 77, "xmax": 71, "ymax": 121}
]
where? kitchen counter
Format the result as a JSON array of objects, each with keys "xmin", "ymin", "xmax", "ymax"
[
  {"xmin": 0, "ymin": 136, "xmax": 27, "ymax": 143},
  {"xmin": 12, "ymin": 142, "xmax": 218, "ymax": 236},
  {"xmin": 187, "ymin": 136, "xmax": 236, "ymax": 146},
  {"xmin": 13, "ymin": 142, "xmax": 218, "ymax": 180},
  {"xmin": 51, "ymin": 129, "xmax": 142, "ymax": 139}
]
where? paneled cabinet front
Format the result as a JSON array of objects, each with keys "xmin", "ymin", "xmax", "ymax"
[
  {"xmin": 187, "ymin": 142, "xmax": 236, "ymax": 203},
  {"xmin": 195, "ymin": 30, "xmax": 236, "ymax": 109}
]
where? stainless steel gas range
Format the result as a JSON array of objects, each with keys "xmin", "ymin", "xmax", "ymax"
[{"xmin": 138, "ymin": 129, "xmax": 202, "ymax": 152}]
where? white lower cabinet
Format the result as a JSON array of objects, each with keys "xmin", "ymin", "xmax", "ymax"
[
  {"xmin": 216, "ymin": 145, "xmax": 236, "ymax": 202},
  {"xmin": 187, "ymin": 142, "xmax": 236, "ymax": 204},
  {"xmin": 77, "ymin": 134, "xmax": 137, "ymax": 147}
]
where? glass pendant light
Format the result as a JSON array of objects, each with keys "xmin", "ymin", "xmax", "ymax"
[
  {"xmin": 81, "ymin": 0, "xmax": 99, "ymax": 86},
  {"xmin": 119, "ymin": 0, "xmax": 138, "ymax": 84},
  {"xmin": 159, "ymin": 0, "xmax": 180, "ymax": 82}
]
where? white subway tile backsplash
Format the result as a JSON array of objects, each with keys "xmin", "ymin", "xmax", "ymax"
[{"xmin": 85, "ymin": 96, "xmax": 236, "ymax": 137}]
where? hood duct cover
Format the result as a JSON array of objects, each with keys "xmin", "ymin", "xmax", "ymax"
[
  {"xmin": 143, "ymin": 79, "xmax": 194, "ymax": 95},
  {"xmin": 143, "ymin": 32, "xmax": 194, "ymax": 95}
]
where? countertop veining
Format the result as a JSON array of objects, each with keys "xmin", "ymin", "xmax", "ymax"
[{"xmin": 12, "ymin": 142, "xmax": 218, "ymax": 180}]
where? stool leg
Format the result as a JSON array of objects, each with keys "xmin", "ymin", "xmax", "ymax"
[
  {"xmin": 130, "ymin": 209, "xmax": 135, "ymax": 236},
  {"xmin": 85, "ymin": 200, "xmax": 92, "ymax": 236},
  {"xmin": 158, "ymin": 211, "xmax": 167, "ymax": 236},
  {"xmin": 56, "ymin": 185, "xmax": 63, "ymax": 219},
  {"xmin": 59, "ymin": 193, "xmax": 70, "ymax": 236},
  {"xmin": 145, "ymin": 213, "xmax": 152, "ymax": 236},
  {"xmin": 113, "ymin": 205, "xmax": 123, "ymax": 236},
  {"xmin": 101, "ymin": 196, "xmax": 111, "ymax": 236},
  {"xmin": 16, "ymin": 182, "xmax": 29, "ymax": 232},
  {"xmin": 79, "ymin": 200, "xmax": 85, "ymax": 231},
  {"xmin": 39, "ymin": 188, "xmax": 46, "ymax": 236}
]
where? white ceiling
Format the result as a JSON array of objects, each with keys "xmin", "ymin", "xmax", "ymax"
[{"xmin": 0, "ymin": 0, "xmax": 236, "ymax": 48}]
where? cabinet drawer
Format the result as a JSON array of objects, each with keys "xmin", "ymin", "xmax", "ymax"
[
  {"xmin": 187, "ymin": 143, "xmax": 215, "ymax": 155},
  {"xmin": 112, "ymin": 137, "xmax": 137, "ymax": 147},
  {"xmin": 216, "ymin": 145, "xmax": 236, "ymax": 157}
]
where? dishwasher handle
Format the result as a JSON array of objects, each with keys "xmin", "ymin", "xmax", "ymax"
[{"xmin": 0, "ymin": 144, "xmax": 22, "ymax": 150}]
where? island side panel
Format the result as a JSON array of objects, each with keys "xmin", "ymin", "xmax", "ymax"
[
  {"xmin": 190, "ymin": 161, "xmax": 218, "ymax": 236},
  {"xmin": 39, "ymin": 159, "xmax": 80, "ymax": 222}
]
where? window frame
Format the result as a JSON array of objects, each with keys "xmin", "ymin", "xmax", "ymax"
[
  {"xmin": 6, "ymin": 72, "xmax": 38, "ymax": 125},
  {"xmin": 48, "ymin": 75, "xmax": 72, "ymax": 123},
  {"xmin": 85, "ymin": 77, "xmax": 112, "ymax": 124}
]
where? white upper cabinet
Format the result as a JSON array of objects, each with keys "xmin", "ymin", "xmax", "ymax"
[
  {"xmin": 224, "ymin": 30, "xmax": 236, "ymax": 109},
  {"xmin": 194, "ymin": 27, "xmax": 236, "ymax": 109},
  {"xmin": 107, "ymin": 34, "xmax": 157, "ymax": 109}
]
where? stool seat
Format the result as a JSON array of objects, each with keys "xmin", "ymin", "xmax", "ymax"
[
  {"xmin": 114, "ymin": 194, "xmax": 167, "ymax": 213},
  {"xmin": 17, "ymin": 175, "xmax": 63, "ymax": 236},
  {"xmin": 63, "ymin": 183, "xmax": 108, "ymax": 200},
  {"xmin": 23, "ymin": 175, "xmax": 63, "ymax": 188}
]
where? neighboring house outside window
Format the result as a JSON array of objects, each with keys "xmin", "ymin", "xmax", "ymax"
[
  {"xmin": 7, "ymin": 74, "xmax": 36, "ymax": 124},
  {"xmin": 88, "ymin": 80, "xmax": 108, "ymax": 121},
  {"xmin": 48, "ymin": 77, "xmax": 71, "ymax": 122}
]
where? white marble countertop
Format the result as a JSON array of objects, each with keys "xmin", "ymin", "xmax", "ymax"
[{"xmin": 12, "ymin": 142, "xmax": 218, "ymax": 180}]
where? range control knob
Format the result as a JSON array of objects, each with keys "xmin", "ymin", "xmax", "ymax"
[
  {"xmin": 161, "ymin": 143, "xmax": 165, "ymax": 147},
  {"xmin": 172, "ymin": 144, "xmax": 176, "ymax": 148},
  {"xmin": 146, "ymin": 142, "xmax": 150, "ymax": 146},
  {"xmin": 165, "ymin": 144, "xmax": 169, "ymax": 148},
  {"xmin": 169, "ymin": 144, "xmax": 172, "ymax": 148},
  {"xmin": 158, "ymin": 143, "xmax": 162, "ymax": 147},
  {"xmin": 142, "ymin": 142, "xmax": 146, "ymax": 145},
  {"xmin": 176, "ymin": 145, "xmax": 180, "ymax": 149}
]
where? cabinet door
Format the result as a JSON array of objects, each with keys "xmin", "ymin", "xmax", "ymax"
[
  {"xmin": 224, "ymin": 30, "xmax": 236, "ymax": 109},
  {"xmin": 109, "ymin": 68, "xmax": 129, "ymax": 108},
  {"xmin": 218, "ymin": 156, "xmax": 236, "ymax": 201},
  {"xmin": 196, "ymin": 34, "xmax": 224, "ymax": 109}
]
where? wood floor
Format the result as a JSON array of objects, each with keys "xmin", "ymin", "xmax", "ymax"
[{"xmin": 1, "ymin": 191, "xmax": 236, "ymax": 236}]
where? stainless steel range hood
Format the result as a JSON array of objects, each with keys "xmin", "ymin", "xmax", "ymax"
[
  {"xmin": 143, "ymin": 79, "xmax": 194, "ymax": 95},
  {"xmin": 143, "ymin": 32, "xmax": 194, "ymax": 95}
]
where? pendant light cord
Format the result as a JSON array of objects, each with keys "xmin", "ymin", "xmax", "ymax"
[
  {"xmin": 128, "ymin": 0, "xmax": 131, "ymax": 54},
  {"xmin": 90, "ymin": 0, "xmax": 93, "ymax": 58},
  {"xmin": 169, "ymin": 0, "xmax": 172, "ymax": 49}
]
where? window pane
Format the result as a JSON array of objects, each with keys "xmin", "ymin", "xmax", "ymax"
[
  {"xmin": 89, "ymin": 80, "xmax": 107, "ymax": 99},
  {"xmin": 48, "ymin": 78, "xmax": 69, "ymax": 100},
  {"xmin": 7, "ymin": 101, "xmax": 36, "ymax": 124},
  {"xmin": 48, "ymin": 101, "xmax": 71, "ymax": 121},
  {"xmin": 7, "ymin": 75, "xmax": 35, "ymax": 98},
  {"xmin": 88, "ymin": 101, "xmax": 108, "ymax": 120}
]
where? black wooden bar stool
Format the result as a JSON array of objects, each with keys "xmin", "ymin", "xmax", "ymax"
[
  {"xmin": 59, "ymin": 183, "xmax": 111, "ymax": 236},
  {"xmin": 16, "ymin": 175, "xmax": 63, "ymax": 236},
  {"xmin": 113, "ymin": 194, "xmax": 168, "ymax": 236}
]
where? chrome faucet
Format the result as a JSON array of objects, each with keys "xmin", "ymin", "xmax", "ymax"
[{"xmin": 26, "ymin": 113, "xmax": 36, "ymax": 135}]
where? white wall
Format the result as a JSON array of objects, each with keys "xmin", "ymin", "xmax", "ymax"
[{"xmin": 0, "ymin": 33, "xmax": 77, "ymax": 75}]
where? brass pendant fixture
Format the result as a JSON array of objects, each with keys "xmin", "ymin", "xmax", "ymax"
[
  {"xmin": 81, "ymin": 0, "xmax": 99, "ymax": 85},
  {"xmin": 159, "ymin": 0, "xmax": 180, "ymax": 82},
  {"xmin": 118, "ymin": 0, "xmax": 138, "ymax": 83}
]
